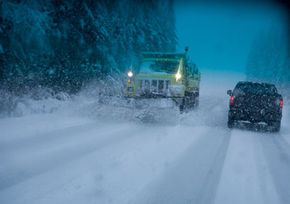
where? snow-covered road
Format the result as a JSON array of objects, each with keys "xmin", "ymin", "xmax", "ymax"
[{"xmin": 1, "ymin": 72, "xmax": 290, "ymax": 204}]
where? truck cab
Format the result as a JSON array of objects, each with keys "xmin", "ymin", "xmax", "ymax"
[{"xmin": 125, "ymin": 50, "xmax": 200, "ymax": 111}]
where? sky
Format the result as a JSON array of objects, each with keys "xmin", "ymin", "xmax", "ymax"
[{"xmin": 175, "ymin": 2, "xmax": 287, "ymax": 73}]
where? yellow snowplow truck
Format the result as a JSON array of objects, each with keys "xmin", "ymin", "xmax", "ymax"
[{"xmin": 125, "ymin": 49, "xmax": 200, "ymax": 112}]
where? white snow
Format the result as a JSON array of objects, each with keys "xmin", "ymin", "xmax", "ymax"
[
  {"xmin": 1, "ymin": 71, "xmax": 290, "ymax": 204},
  {"xmin": 214, "ymin": 129, "xmax": 281, "ymax": 204}
]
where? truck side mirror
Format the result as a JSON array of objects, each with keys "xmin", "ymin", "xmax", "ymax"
[{"xmin": 227, "ymin": 90, "xmax": 233, "ymax": 96}]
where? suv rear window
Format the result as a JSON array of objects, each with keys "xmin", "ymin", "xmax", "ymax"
[{"xmin": 234, "ymin": 82, "xmax": 277, "ymax": 95}]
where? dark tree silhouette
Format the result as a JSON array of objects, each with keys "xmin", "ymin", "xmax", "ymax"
[{"xmin": 0, "ymin": 0, "xmax": 176, "ymax": 93}]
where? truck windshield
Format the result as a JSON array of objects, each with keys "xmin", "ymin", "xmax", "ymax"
[
  {"xmin": 140, "ymin": 60, "xmax": 180, "ymax": 74},
  {"xmin": 234, "ymin": 83, "xmax": 277, "ymax": 95}
]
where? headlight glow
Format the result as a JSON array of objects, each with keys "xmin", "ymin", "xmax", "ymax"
[
  {"xmin": 128, "ymin": 71, "xmax": 133, "ymax": 78},
  {"xmin": 175, "ymin": 71, "xmax": 182, "ymax": 81}
]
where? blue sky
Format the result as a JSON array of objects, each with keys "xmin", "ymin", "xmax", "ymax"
[{"xmin": 175, "ymin": 2, "xmax": 286, "ymax": 73}]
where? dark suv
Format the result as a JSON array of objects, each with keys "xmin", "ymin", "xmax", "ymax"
[{"xmin": 227, "ymin": 81, "xmax": 283, "ymax": 132}]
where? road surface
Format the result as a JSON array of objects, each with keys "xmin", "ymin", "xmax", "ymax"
[{"xmin": 0, "ymin": 72, "xmax": 289, "ymax": 204}]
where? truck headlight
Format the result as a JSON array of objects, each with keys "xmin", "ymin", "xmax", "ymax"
[
  {"xmin": 128, "ymin": 71, "xmax": 133, "ymax": 78},
  {"xmin": 175, "ymin": 72, "xmax": 182, "ymax": 81}
]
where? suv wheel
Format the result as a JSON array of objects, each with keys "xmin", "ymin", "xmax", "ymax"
[
  {"xmin": 227, "ymin": 118, "xmax": 234, "ymax": 129},
  {"xmin": 270, "ymin": 121, "xmax": 281, "ymax": 132}
]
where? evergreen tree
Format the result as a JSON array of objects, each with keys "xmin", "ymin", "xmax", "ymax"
[{"xmin": 0, "ymin": 0, "xmax": 177, "ymax": 93}]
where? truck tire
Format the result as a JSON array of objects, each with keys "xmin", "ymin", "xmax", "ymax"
[
  {"xmin": 179, "ymin": 105, "xmax": 184, "ymax": 113},
  {"xmin": 194, "ymin": 95, "xmax": 199, "ymax": 107},
  {"xmin": 184, "ymin": 91, "xmax": 198, "ymax": 110},
  {"xmin": 179, "ymin": 100, "xmax": 185, "ymax": 113}
]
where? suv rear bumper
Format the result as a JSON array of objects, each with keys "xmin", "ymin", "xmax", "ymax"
[{"xmin": 229, "ymin": 109, "xmax": 282, "ymax": 123}]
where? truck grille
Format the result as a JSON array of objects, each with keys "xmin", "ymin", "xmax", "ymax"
[{"xmin": 137, "ymin": 79, "xmax": 170, "ymax": 96}]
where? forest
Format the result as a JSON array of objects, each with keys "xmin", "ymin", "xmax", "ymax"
[
  {"xmin": 0, "ymin": 0, "xmax": 289, "ymax": 95},
  {"xmin": 0, "ymin": 0, "xmax": 176, "ymax": 93}
]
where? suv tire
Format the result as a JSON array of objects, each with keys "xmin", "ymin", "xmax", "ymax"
[
  {"xmin": 270, "ymin": 121, "xmax": 281, "ymax": 132},
  {"xmin": 227, "ymin": 118, "xmax": 234, "ymax": 129}
]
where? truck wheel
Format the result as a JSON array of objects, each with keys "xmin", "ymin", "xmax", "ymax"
[
  {"xmin": 184, "ymin": 91, "xmax": 198, "ymax": 110},
  {"xmin": 179, "ymin": 98, "xmax": 185, "ymax": 113},
  {"xmin": 194, "ymin": 96, "xmax": 199, "ymax": 108},
  {"xmin": 179, "ymin": 104, "xmax": 184, "ymax": 113}
]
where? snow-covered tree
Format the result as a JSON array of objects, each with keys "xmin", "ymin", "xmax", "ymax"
[{"xmin": 0, "ymin": 0, "xmax": 176, "ymax": 93}]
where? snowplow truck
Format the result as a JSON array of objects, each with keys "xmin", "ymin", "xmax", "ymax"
[{"xmin": 125, "ymin": 50, "xmax": 201, "ymax": 111}]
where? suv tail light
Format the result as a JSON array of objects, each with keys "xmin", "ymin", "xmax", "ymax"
[
  {"xmin": 230, "ymin": 96, "xmax": 235, "ymax": 106},
  {"xmin": 280, "ymin": 99, "xmax": 283, "ymax": 109}
]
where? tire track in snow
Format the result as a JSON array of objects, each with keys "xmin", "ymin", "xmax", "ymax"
[
  {"xmin": 0, "ymin": 123, "xmax": 144, "ymax": 191},
  {"xmin": 136, "ymin": 127, "xmax": 231, "ymax": 204},
  {"xmin": 0, "ymin": 122, "xmax": 97, "ymax": 152},
  {"xmin": 260, "ymin": 133, "xmax": 290, "ymax": 204}
]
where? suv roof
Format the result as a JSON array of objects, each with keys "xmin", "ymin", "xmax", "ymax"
[
  {"xmin": 236, "ymin": 81, "xmax": 275, "ymax": 86},
  {"xmin": 234, "ymin": 81, "xmax": 278, "ymax": 95}
]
